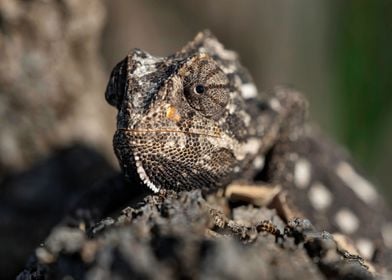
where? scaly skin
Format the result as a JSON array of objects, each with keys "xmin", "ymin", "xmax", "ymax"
[{"xmin": 105, "ymin": 31, "xmax": 392, "ymax": 269}]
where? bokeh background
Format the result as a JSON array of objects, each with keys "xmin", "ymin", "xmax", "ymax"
[
  {"xmin": 1, "ymin": 0, "xmax": 391, "ymax": 278},
  {"xmin": 102, "ymin": 0, "xmax": 392, "ymax": 198}
]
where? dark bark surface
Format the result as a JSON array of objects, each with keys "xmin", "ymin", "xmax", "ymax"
[{"xmin": 17, "ymin": 184, "xmax": 380, "ymax": 280}]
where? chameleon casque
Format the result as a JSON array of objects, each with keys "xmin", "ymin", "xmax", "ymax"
[{"xmin": 105, "ymin": 31, "xmax": 392, "ymax": 267}]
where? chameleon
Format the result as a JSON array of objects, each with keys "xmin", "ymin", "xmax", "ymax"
[{"xmin": 105, "ymin": 31, "xmax": 392, "ymax": 268}]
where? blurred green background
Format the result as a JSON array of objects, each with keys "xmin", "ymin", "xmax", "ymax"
[{"xmin": 102, "ymin": 0, "xmax": 392, "ymax": 201}]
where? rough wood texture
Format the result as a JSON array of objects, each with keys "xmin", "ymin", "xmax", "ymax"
[
  {"xmin": 17, "ymin": 185, "xmax": 379, "ymax": 280},
  {"xmin": 0, "ymin": 0, "xmax": 114, "ymax": 177}
]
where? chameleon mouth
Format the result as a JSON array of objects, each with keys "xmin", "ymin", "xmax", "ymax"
[
  {"xmin": 115, "ymin": 127, "xmax": 224, "ymax": 193},
  {"xmin": 117, "ymin": 128, "xmax": 221, "ymax": 138},
  {"xmin": 114, "ymin": 127, "xmax": 237, "ymax": 193}
]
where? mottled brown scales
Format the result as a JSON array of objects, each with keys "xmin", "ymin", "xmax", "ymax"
[{"xmin": 166, "ymin": 105, "xmax": 181, "ymax": 122}]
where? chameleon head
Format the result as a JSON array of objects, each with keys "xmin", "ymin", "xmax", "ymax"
[{"xmin": 105, "ymin": 31, "xmax": 262, "ymax": 192}]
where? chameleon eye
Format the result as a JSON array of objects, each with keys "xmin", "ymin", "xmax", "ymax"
[
  {"xmin": 194, "ymin": 84, "xmax": 205, "ymax": 94},
  {"xmin": 181, "ymin": 55, "xmax": 230, "ymax": 118}
]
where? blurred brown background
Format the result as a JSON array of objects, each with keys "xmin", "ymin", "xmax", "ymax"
[
  {"xmin": 0, "ymin": 0, "xmax": 391, "ymax": 278},
  {"xmin": 102, "ymin": 0, "xmax": 392, "ymax": 200}
]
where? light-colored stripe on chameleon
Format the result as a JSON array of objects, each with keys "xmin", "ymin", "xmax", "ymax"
[
  {"xmin": 253, "ymin": 155, "xmax": 265, "ymax": 169},
  {"xmin": 240, "ymin": 83, "xmax": 258, "ymax": 99},
  {"xmin": 308, "ymin": 182, "xmax": 333, "ymax": 210},
  {"xmin": 381, "ymin": 222, "xmax": 392, "ymax": 248},
  {"xmin": 269, "ymin": 98, "xmax": 281, "ymax": 111},
  {"xmin": 294, "ymin": 158, "xmax": 311, "ymax": 189},
  {"xmin": 335, "ymin": 208, "xmax": 359, "ymax": 234},
  {"xmin": 336, "ymin": 162, "xmax": 378, "ymax": 205},
  {"xmin": 356, "ymin": 238, "xmax": 375, "ymax": 260}
]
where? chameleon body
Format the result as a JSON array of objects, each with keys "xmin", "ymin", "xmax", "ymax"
[{"xmin": 105, "ymin": 31, "xmax": 392, "ymax": 266}]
